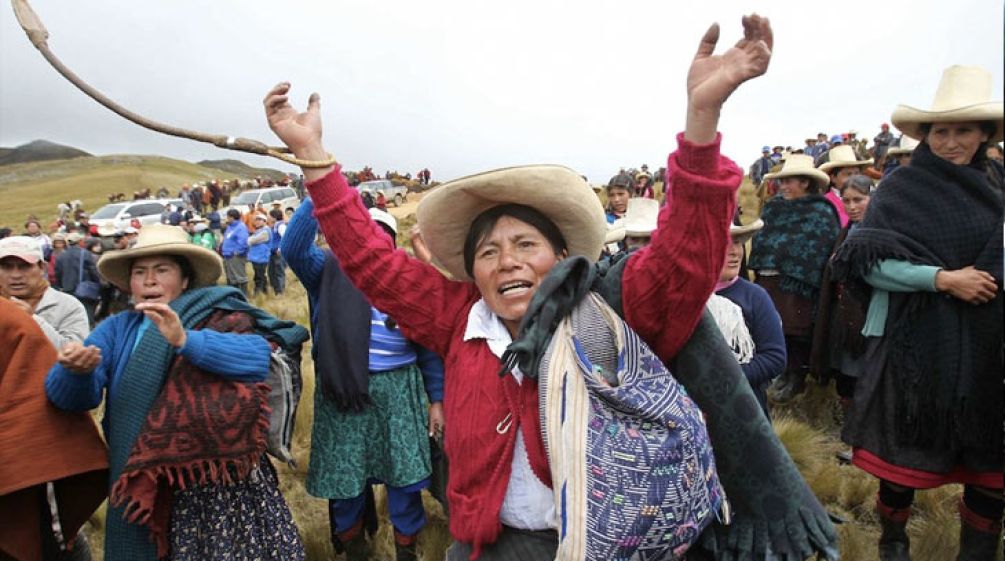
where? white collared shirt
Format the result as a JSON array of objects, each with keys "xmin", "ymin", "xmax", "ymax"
[{"xmin": 463, "ymin": 299, "xmax": 557, "ymax": 531}]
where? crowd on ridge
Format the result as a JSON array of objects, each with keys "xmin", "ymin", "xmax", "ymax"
[{"xmin": 1, "ymin": 16, "xmax": 1002, "ymax": 561}]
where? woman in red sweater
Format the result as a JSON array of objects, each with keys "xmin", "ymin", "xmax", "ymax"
[{"xmin": 263, "ymin": 15, "xmax": 835, "ymax": 561}]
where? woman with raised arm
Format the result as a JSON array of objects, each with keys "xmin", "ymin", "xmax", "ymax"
[{"xmin": 267, "ymin": 15, "xmax": 837, "ymax": 561}]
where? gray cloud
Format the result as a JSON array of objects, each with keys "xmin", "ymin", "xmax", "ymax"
[{"xmin": 2, "ymin": 0, "xmax": 1002, "ymax": 183}]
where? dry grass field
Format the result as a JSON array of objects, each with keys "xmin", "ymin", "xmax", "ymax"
[{"xmin": 12, "ymin": 165, "xmax": 986, "ymax": 560}]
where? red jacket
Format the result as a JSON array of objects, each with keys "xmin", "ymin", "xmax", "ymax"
[{"xmin": 307, "ymin": 133, "xmax": 740, "ymax": 557}]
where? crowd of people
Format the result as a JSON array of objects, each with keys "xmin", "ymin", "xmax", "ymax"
[{"xmin": 1, "ymin": 14, "xmax": 1002, "ymax": 561}]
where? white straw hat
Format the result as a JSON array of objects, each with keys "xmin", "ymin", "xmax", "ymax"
[
  {"xmin": 98, "ymin": 224, "xmax": 222, "ymax": 292},
  {"xmin": 818, "ymin": 145, "xmax": 874, "ymax": 173},
  {"xmin": 887, "ymin": 136, "xmax": 920, "ymax": 156},
  {"xmin": 730, "ymin": 219, "xmax": 763, "ymax": 244},
  {"xmin": 416, "ymin": 165, "xmax": 606, "ymax": 280},
  {"xmin": 763, "ymin": 155, "xmax": 830, "ymax": 192},
  {"xmin": 622, "ymin": 198, "xmax": 660, "ymax": 237},
  {"xmin": 891, "ymin": 65, "xmax": 1004, "ymax": 142}
]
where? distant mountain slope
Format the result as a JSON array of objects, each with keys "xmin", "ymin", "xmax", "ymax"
[
  {"xmin": 197, "ymin": 159, "xmax": 288, "ymax": 181},
  {"xmin": 0, "ymin": 154, "xmax": 263, "ymax": 229},
  {"xmin": 0, "ymin": 139, "xmax": 92, "ymax": 166}
]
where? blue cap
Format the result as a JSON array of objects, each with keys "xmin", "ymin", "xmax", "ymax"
[
  {"xmin": 830, "ymin": 134, "xmax": 843, "ymax": 144},
  {"xmin": 761, "ymin": 145, "xmax": 770, "ymax": 152}
]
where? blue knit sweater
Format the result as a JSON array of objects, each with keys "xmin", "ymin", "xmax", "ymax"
[
  {"xmin": 282, "ymin": 198, "xmax": 444, "ymax": 401},
  {"xmin": 45, "ymin": 311, "xmax": 271, "ymax": 434},
  {"xmin": 716, "ymin": 278, "xmax": 787, "ymax": 415}
]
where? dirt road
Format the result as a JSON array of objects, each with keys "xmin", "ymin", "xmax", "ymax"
[{"xmin": 387, "ymin": 191, "xmax": 425, "ymax": 219}]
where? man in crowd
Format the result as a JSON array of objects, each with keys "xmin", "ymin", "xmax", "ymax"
[
  {"xmin": 52, "ymin": 232, "xmax": 101, "ymax": 325},
  {"xmin": 267, "ymin": 208, "xmax": 287, "ymax": 296},
  {"xmin": 221, "ymin": 208, "xmax": 250, "ymax": 295},
  {"xmin": 872, "ymin": 123, "xmax": 894, "ymax": 160},
  {"xmin": 0, "ymin": 236, "xmax": 89, "ymax": 348},
  {"xmin": 751, "ymin": 146, "xmax": 775, "ymax": 185},
  {"xmin": 247, "ymin": 213, "xmax": 272, "ymax": 296}
]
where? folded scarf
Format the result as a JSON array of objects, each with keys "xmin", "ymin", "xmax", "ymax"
[
  {"xmin": 748, "ymin": 194, "xmax": 841, "ymax": 299},
  {"xmin": 314, "ymin": 249, "xmax": 373, "ymax": 411},
  {"xmin": 505, "ymin": 256, "xmax": 838, "ymax": 561},
  {"xmin": 109, "ymin": 308, "xmax": 270, "ymax": 558}
]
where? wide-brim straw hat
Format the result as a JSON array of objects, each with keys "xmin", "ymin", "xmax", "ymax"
[
  {"xmin": 818, "ymin": 145, "xmax": 874, "ymax": 173},
  {"xmin": 605, "ymin": 218, "xmax": 626, "ymax": 244},
  {"xmin": 887, "ymin": 136, "xmax": 920, "ymax": 156},
  {"xmin": 623, "ymin": 198, "xmax": 659, "ymax": 237},
  {"xmin": 98, "ymin": 223, "xmax": 223, "ymax": 292},
  {"xmin": 892, "ymin": 65, "xmax": 1004, "ymax": 142},
  {"xmin": 730, "ymin": 218, "xmax": 763, "ymax": 244},
  {"xmin": 416, "ymin": 165, "xmax": 606, "ymax": 281},
  {"xmin": 763, "ymin": 155, "xmax": 830, "ymax": 192}
]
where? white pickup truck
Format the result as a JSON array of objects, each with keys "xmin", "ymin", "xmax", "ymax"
[{"xmin": 357, "ymin": 180, "xmax": 408, "ymax": 207}]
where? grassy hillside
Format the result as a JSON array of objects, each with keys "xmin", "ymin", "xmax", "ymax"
[
  {"xmin": 0, "ymin": 155, "xmax": 261, "ymax": 229},
  {"xmin": 197, "ymin": 158, "xmax": 288, "ymax": 182},
  {"xmin": 0, "ymin": 139, "xmax": 92, "ymax": 166}
]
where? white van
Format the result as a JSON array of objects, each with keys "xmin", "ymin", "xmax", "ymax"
[{"xmin": 89, "ymin": 199, "xmax": 182, "ymax": 230}]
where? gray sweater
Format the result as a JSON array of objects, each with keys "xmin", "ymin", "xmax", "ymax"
[{"xmin": 32, "ymin": 287, "xmax": 90, "ymax": 348}]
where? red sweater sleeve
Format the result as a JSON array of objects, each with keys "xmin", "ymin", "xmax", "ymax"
[
  {"xmin": 623, "ymin": 132, "xmax": 741, "ymax": 361},
  {"xmin": 306, "ymin": 168, "xmax": 477, "ymax": 356}
]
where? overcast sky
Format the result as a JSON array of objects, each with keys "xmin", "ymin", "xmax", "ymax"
[{"xmin": 1, "ymin": 1, "xmax": 1002, "ymax": 183}]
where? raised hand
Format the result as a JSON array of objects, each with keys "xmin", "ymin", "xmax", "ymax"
[
  {"xmin": 685, "ymin": 14, "xmax": 773, "ymax": 143},
  {"xmin": 135, "ymin": 302, "xmax": 187, "ymax": 348},
  {"xmin": 264, "ymin": 82, "xmax": 330, "ymax": 178}
]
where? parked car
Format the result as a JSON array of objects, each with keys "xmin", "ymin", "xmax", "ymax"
[
  {"xmin": 357, "ymin": 180, "xmax": 407, "ymax": 207},
  {"xmin": 221, "ymin": 187, "xmax": 300, "ymax": 216},
  {"xmin": 89, "ymin": 199, "xmax": 182, "ymax": 230}
]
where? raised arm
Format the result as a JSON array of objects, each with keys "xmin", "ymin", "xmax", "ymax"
[
  {"xmin": 624, "ymin": 15, "xmax": 772, "ymax": 361},
  {"xmin": 280, "ymin": 197, "xmax": 327, "ymax": 293},
  {"xmin": 262, "ymin": 85, "xmax": 476, "ymax": 355}
]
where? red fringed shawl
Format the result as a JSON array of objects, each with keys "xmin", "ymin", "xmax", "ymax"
[{"xmin": 109, "ymin": 310, "xmax": 271, "ymax": 557}]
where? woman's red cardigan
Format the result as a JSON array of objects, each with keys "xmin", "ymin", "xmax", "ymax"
[{"xmin": 306, "ymin": 133, "xmax": 741, "ymax": 557}]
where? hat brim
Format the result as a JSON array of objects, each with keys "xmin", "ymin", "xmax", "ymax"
[
  {"xmin": 98, "ymin": 242, "xmax": 223, "ymax": 292},
  {"xmin": 818, "ymin": 158, "xmax": 874, "ymax": 173},
  {"xmin": 763, "ymin": 168, "xmax": 830, "ymax": 192},
  {"xmin": 416, "ymin": 165, "xmax": 606, "ymax": 280},
  {"xmin": 730, "ymin": 218, "xmax": 763, "ymax": 243},
  {"xmin": 891, "ymin": 102, "xmax": 1004, "ymax": 142}
]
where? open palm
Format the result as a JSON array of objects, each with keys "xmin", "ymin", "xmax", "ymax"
[
  {"xmin": 687, "ymin": 15, "xmax": 773, "ymax": 113},
  {"xmin": 264, "ymin": 82, "xmax": 323, "ymax": 155}
]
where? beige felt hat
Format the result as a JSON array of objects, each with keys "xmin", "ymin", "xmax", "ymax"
[
  {"xmin": 416, "ymin": 165, "xmax": 606, "ymax": 280},
  {"xmin": 98, "ymin": 223, "xmax": 222, "ymax": 292},
  {"xmin": 887, "ymin": 136, "xmax": 920, "ymax": 156},
  {"xmin": 623, "ymin": 198, "xmax": 659, "ymax": 237},
  {"xmin": 730, "ymin": 219, "xmax": 764, "ymax": 244},
  {"xmin": 818, "ymin": 145, "xmax": 874, "ymax": 173},
  {"xmin": 892, "ymin": 65, "xmax": 1004, "ymax": 142},
  {"xmin": 763, "ymin": 154, "xmax": 830, "ymax": 192}
]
